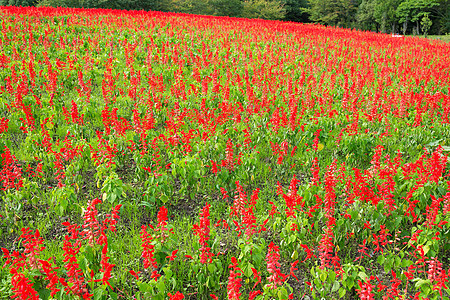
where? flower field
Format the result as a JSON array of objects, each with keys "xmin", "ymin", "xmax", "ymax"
[{"xmin": 0, "ymin": 5, "xmax": 450, "ymax": 300}]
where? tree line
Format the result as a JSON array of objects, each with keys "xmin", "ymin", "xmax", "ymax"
[{"xmin": 2, "ymin": 0, "xmax": 449, "ymax": 35}]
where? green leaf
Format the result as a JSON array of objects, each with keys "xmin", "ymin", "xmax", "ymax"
[
  {"xmin": 110, "ymin": 291, "xmax": 118, "ymax": 300},
  {"xmin": 160, "ymin": 194, "xmax": 169, "ymax": 204},
  {"xmin": 291, "ymin": 250, "xmax": 298, "ymax": 260},
  {"xmin": 93, "ymin": 288, "xmax": 103, "ymax": 300},
  {"xmin": 313, "ymin": 277, "xmax": 321, "ymax": 286},
  {"xmin": 415, "ymin": 279, "xmax": 431, "ymax": 288},
  {"xmin": 170, "ymin": 277, "xmax": 177, "ymax": 290},
  {"xmin": 310, "ymin": 266, "xmax": 316, "ymax": 277},
  {"xmin": 394, "ymin": 256, "xmax": 401, "ymax": 267},
  {"xmin": 58, "ymin": 198, "xmax": 68, "ymax": 216},
  {"xmin": 242, "ymin": 262, "xmax": 255, "ymax": 277},
  {"xmin": 358, "ymin": 272, "xmax": 367, "ymax": 281},
  {"xmin": 377, "ymin": 255, "xmax": 385, "ymax": 265},
  {"xmin": 338, "ymin": 287, "xmax": 346, "ymax": 298},
  {"xmin": 347, "ymin": 278, "xmax": 354, "ymax": 289},
  {"xmin": 401, "ymin": 259, "xmax": 413, "ymax": 267},
  {"xmin": 137, "ymin": 282, "xmax": 151, "ymax": 293},
  {"xmin": 277, "ymin": 287, "xmax": 288, "ymax": 300},
  {"xmin": 207, "ymin": 263, "xmax": 217, "ymax": 273},
  {"xmin": 156, "ymin": 279, "xmax": 166, "ymax": 292},
  {"xmin": 319, "ymin": 270, "xmax": 327, "ymax": 282},
  {"xmin": 328, "ymin": 270, "xmax": 336, "ymax": 283},
  {"xmin": 331, "ymin": 281, "xmax": 340, "ymax": 293},
  {"xmin": 37, "ymin": 289, "xmax": 50, "ymax": 300}
]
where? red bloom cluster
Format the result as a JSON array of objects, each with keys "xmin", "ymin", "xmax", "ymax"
[
  {"xmin": 0, "ymin": 146, "xmax": 23, "ymax": 191},
  {"xmin": 0, "ymin": 117, "xmax": 9, "ymax": 134},
  {"xmin": 266, "ymin": 242, "xmax": 287, "ymax": 289},
  {"xmin": 227, "ymin": 257, "xmax": 243, "ymax": 300},
  {"xmin": 141, "ymin": 224, "xmax": 157, "ymax": 270},
  {"xmin": 193, "ymin": 203, "xmax": 214, "ymax": 263}
]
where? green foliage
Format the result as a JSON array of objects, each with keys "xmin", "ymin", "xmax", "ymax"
[
  {"xmin": 241, "ymin": 0, "xmax": 286, "ymax": 20},
  {"xmin": 356, "ymin": 0, "xmax": 378, "ymax": 31},
  {"xmin": 303, "ymin": 0, "xmax": 356, "ymax": 27},
  {"xmin": 211, "ymin": 0, "xmax": 242, "ymax": 17},
  {"xmin": 373, "ymin": 0, "xmax": 402, "ymax": 33},
  {"xmin": 3, "ymin": 0, "xmax": 35, "ymax": 6},
  {"xmin": 171, "ymin": 0, "xmax": 214, "ymax": 15},
  {"xmin": 421, "ymin": 12, "xmax": 432, "ymax": 36},
  {"xmin": 396, "ymin": 0, "xmax": 439, "ymax": 23},
  {"xmin": 283, "ymin": 0, "xmax": 309, "ymax": 22}
]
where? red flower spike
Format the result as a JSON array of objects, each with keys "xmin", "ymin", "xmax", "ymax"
[
  {"xmin": 166, "ymin": 249, "xmax": 178, "ymax": 261},
  {"xmin": 10, "ymin": 270, "xmax": 40, "ymax": 300},
  {"xmin": 266, "ymin": 242, "xmax": 287, "ymax": 289},
  {"xmin": 20, "ymin": 228, "xmax": 45, "ymax": 271},
  {"xmin": 192, "ymin": 203, "xmax": 214, "ymax": 264},
  {"xmin": 141, "ymin": 225, "xmax": 157, "ymax": 270},
  {"xmin": 129, "ymin": 269, "xmax": 140, "ymax": 280},
  {"xmin": 227, "ymin": 262, "xmax": 242, "ymax": 300},
  {"xmin": 81, "ymin": 198, "xmax": 102, "ymax": 247},
  {"xmin": 249, "ymin": 291, "xmax": 262, "ymax": 300},
  {"xmin": 168, "ymin": 291, "xmax": 184, "ymax": 300},
  {"xmin": 290, "ymin": 260, "xmax": 299, "ymax": 281}
]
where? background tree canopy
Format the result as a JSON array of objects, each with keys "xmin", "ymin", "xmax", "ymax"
[{"xmin": 1, "ymin": 0, "xmax": 448, "ymax": 34}]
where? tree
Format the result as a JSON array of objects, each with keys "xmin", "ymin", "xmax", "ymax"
[
  {"xmin": 241, "ymin": 0, "xmax": 286, "ymax": 20},
  {"xmin": 211, "ymin": 0, "xmax": 242, "ymax": 17},
  {"xmin": 372, "ymin": 0, "xmax": 402, "ymax": 33},
  {"xmin": 356, "ymin": 0, "xmax": 377, "ymax": 31},
  {"xmin": 421, "ymin": 12, "xmax": 432, "ymax": 36},
  {"xmin": 283, "ymin": 0, "xmax": 309, "ymax": 23},
  {"xmin": 303, "ymin": 0, "xmax": 357, "ymax": 27},
  {"xmin": 396, "ymin": 0, "xmax": 439, "ymax": 35},
  {"xmin": 170, "ymin": 0, "xmax": 214, "ymax": 14},
  {"xmin": 427, "ymin": 0, "xmax": 449, "ymax": 34}
]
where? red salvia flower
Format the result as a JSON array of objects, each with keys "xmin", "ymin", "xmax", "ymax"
[
  {"xmin": 311, "ymin": 157, "xmax": 320, "ymax": 186},
  {"xmin": 290, "ymin": 260, "xmax": 299, "ymax": 281},
  {"xmin": 249, "ymin": 291, "xmax": 262, "ymax": 300},
  {"xmin": 20, "ymin": 228, "xmax": 45, "ymax": 271},
  {"xmin": 0, "ymin": 146, "xmax": 24, "ymax": 191},
  {"xmin": 220, "ymin": 187, "xmax": 229, "ymax": 199},
  {"xmin": 129, "ymin": 269, "xmax": 140, "ymax": 280},
  {"xmin": 300, "ymin": 244, "xmax": 317, "ymax": 263},
  {"xmin": 223, "ymin": 138, "xmax": 235, "ymax": 171},
  {"xmin": 356, "ymin": 277, "xmax": 375, "ymax": 300},
  {"xmin": 0, "ymin": 117, "xmax": 9, "ymax": 134},
  {"xmin": 227, "ymin": 257, "xmax": 242, "ymax": 300},
  {"xmin": 266, "ymin": 242, "xmax": 287, "ymax": 289},
  {"xmin": 355, "ymin": 239, "xmax": 370, "ymax": 262},
  {"xmin": 166, "ymin": 249, "xmax": 178, "ymax": 261},
  {"xmin": 10, "ymin": 269, "xmax": 39, "ymax": 300},
  {"xmin": 372, "ymin": 225, "xmax": 392, "ymax": 253},
  {"xmin": 39, "ymin": 258, "xmax": 67, "ymax": 297},
  {"xmin": 168, "ymin": 292, "xmax": 184, "ymax": 300},
  {"xmin": 433, "ymin": 269, "xmax": 448, "ymax": 298},
  {"xmin": 81, "ymin": 198, "xmax": 102, "ymax": 247},
  {"xmin": 141, "ymin": 225, "xmax": 157, "ymax": 270},
  {"xmin": 426, "ymin": 257, "xmax": 443, "ymax": 282},
  {"xmin": 155, "ymin": 206, "xmax": 171, "ymax": 242},
  {"xmin": 193, "ymin": 203, "xmax": 214, "ymax": 264},
  {"xmin": 99, "ymin": 242, "xmax": 115, "ymax": 288},
  {"xmin": 62, "ymin": 222, "xmax": 91, "ymax": 299}
]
